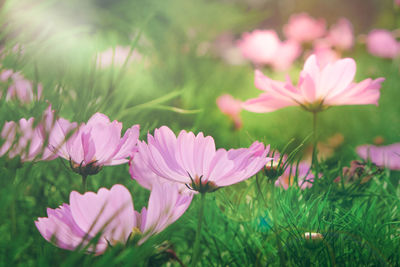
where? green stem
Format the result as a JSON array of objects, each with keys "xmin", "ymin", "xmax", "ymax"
[
  {"xmin": 311, "ymin": 111, "xmax": 319, "ymax": 172},
  {"xmin": 191, "ymin": 192, "xmax": 206, "ymax": 267},
  {"xmin": 81, "ymin": 174, "xmax": 87, "ymax": 193}
]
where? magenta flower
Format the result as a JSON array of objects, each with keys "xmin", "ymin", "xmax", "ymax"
[
  {"xmin": 357, "ymin": 143, "xmax": 400, "ymax": 170},
  {"xmin": 275, "ymin": 162, "xmax": 316, "ymax": 190},
  {"xmin": 35, "ymin": 184, "xmax": 192, "ymax": 254},
  {"xmin": 0, "ymin": 69, "xmax": 42, "ymax": 103},
  {"xmin": 243, "ymin": 54, "xmax": 385, "ymax": 113},
  {"xmin": 237, "ymin": 30, "xmax": 300, "ymax": 70},
  {"xmin": 283, "ymin": 13, "xmax": 326, "ymax": 43},
  {"xmin": 130, "ymin": 126, "xmax": 271, "ymax": 193},
  {"xmin": 326, "ymin": 18, "xmax": 354, "ymax": 51},
  {"xmin": 366, "ymin": 29, "xmax": 400, "ymax": 59},
  {"xmin": 216, "ymin": 94, "xmax": 243, "ymax": 129},
  {"xmin": 48, "ymin": 113, "xmax": 139, "ymax": 175}
]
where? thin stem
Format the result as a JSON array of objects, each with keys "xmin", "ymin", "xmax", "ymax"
[
  {"xmin": 311, "ymin": 111, "xmax": 319, "ymax": 172},
  {"xmin": 81, "ymin": 174, "xmax": 87, "ymax": 193},
  {"xmin": 191, "ymin": 192, "xmax": 206, "ymax": 267}
]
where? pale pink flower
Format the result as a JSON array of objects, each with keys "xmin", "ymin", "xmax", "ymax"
[
  {"xmin": 237, "ymin": 30, "xmax": 300, "ymax": 70},
  {"xmin": 49, "ymin": 113, "xmax": 139, "ymax": 175},
  {"xmin": 237, "ymin": 30, "xmax": 281, "ymax": 65},
  {"xmin": 270, "ymin": 40, "xmax": 302, "ymax": 71},
  {"xmin": 1, "ymin": 70, "xmax": 42, "ymax": 103},
  {"xmin": 216, "ymin": 94, "xmax": 243, "ymax": 129},
  {"xmin": 396, "ymin": 0, "xmax": 400, "ymax": 6},
  {"xmin": 327, "ymin": 18, "xmax": 354, "ymax": 51},
  {"xmin": 312, "ymin": 41, "xmax": 340, "ymax": 68},
  {"xmin": 357, "ymin": 143, "xmax": 400, "ymax": 170},
  {"xmin": 275, "ymin": 162, "xmax": 315, "ymax": 189},
  {"xmin": 243, "ymin": 54, "xmax": 385, "ymax": 113},
  {"xmin": 283, "ymin": 13, "xmax": 326, "ymax": 43},
  {"xmin": 131, "ymin": 126, "xmax": 271, "ymax": 193},
  {"xmin": 35, "ymin": 183, "xmax": 192, "ymax": 254},
  {"xmin": 97, "ymin": 46, "xmax": 141, "ymax": 69},
  {"xmin": 366, "ymin": 30, "xmax": 400, "ymax": 59},
  {"xmin": 0, "ymin": 117, "xmax": 56, "ymax": 162}
]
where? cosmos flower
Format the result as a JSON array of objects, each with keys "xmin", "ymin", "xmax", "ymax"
[
  {"xmin": 0, "ymin": 116, "xmax": 56, "ymax": 162},
  {"xmin": 283, "ymin": 13, "xmax": 326, "ymax": 43},
  {"xmin": 35, "ymin": 183, "xmax": 192, "ymax": 254},
  {"xmin": 326, "ymin": 18, "xmax": 354, "ymax": 51},
  {"xmin": 0, "ymin": 69, "xmax": 42, "ymax": 103},
  {"xmin": 275, "ymin": 162, "xmax": 316, "ymax": 190},
  {"xmin": 243, "ymin": 54, "xmax": 385, "ymax": 113},
  {"xmin": 48, "ymin": 113, "xmax": 139, "ymax": 175},
  {"xmin": 356, "ymin": 143, "xmax": 400, "ymax": 170},
  {"xmin": 237, "ymin": 30, "xmax": 301, "ymax": 70},
  {"xmin": 366, "ymin": 29, "xmax": 400, "ymax": 59},
  {"xmin": 130, "ymin": 126, "xmax": 271, "ymax": 193},
  {"xmin": 216, "ymin": 94, "xmax": 243, "ymax": 129}
]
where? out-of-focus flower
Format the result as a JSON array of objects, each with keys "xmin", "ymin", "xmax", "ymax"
[
  {"xmin": 271, "ymin": 40, "xmax": 302, "ymax": 71},
  {"xmin": 35, "ymin": 184, "xmax": 192, "ymax": 254},
  {"xmin": 312, "ymin": 41, "xmax": 340, "ymax": 68},
  {"xmin": 0, "ymin": 69, "xmax": 42, "ymax": 103},
  {"xmin": 216, "ymin": 94, "xmax": 242, "ymax": 129},
  {"xmin": 49, "ymin": 113, "xmax": 139, "ymax": 175},
  {"xmin": 357, "ymin": 143, "xmax": 400, "ymax": 170},
  {"xmin": 243, "ymin": 54, "xmax": 385, "ymax": 113},
  {"xmin": 366, "ymin": 30, "xmax": 400, "ymax": 59},
  {"xmin": 395, "ymin": 0, "xmax": 400, "ymax": 7},
  {"xmin": 237, "ymin": 30, "xmax": 300, "ymax": 70},
  {"xmin": 283, "ymin": 13, "xmax": 326, "ymax": 43},
  {"xmin": 275, "ymin": 162, "xmax": 316, "ymax": 189},
  {"xmin": 237, "ymin": 30, "xmax": 281, "ymax": 66},
  {"xmin": 334, "ymin": 160, "xmax": 376, "ymax": 184},
  {"xmin": 97, "ymin": 46, "xmax": 142, "ymax": 69},
  {"xmin": 303, "ymin": 133, "xmax": 344, "ymax": 162},
  {"xmin": 0, "ymin": 116, "xmax": 56, "ymax": 162},
  {"xmin": 212, "ymin": 32, "xmax": 246, "ymax": 65},
  {"xmin": 131, "ymin": 126, "xmax": 271, "ymax": 193},
  {"xmin": 327, "ymin": 18, "xmax": 354, "ymax": 51}
]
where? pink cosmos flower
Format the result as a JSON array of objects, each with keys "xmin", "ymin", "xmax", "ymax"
[
  {"xmin": 48, "ymin": 113, "xmax": 139, "ymax": 175},
  {"xmin": 326, "ymin": 18, "xmax": 354, "ymax": 51},
  {"xmin": 312, "ymin": 41, "xmax": 340, "ymax": 68},
  {"xmin": 0, "ymin": 117, "xmax": 56, "ymax": 162},
  {"xmin": 237, "ymin": 30, "xmax": 281, "ymax": 66},
  {"xmin": 1, "ymin": 70, "xmax": 42, "ymax": 103},
  {"xmin": 275, "ymin": 162, "xmax": 315, "ymax": 189},
  {"xmin": 131, "ymin": 126, "xmax": 271, "ymax": 193},
  {"xmin": 366, "ymin": 29, "xmax": 400, "ymax": 59},
  {"xmin": 283, "ymin": 13, "xmax": 326, "ymax": 43},
  {"xmin": 356, "ymin": 143, "xmax": 400, "ymax": 170},
  {"xmin": 237, "ymin": 30, "xmax": 300, "ymax": 70},
  {"xmin": 97, "ymin": 46, "xmax": 141, "ymax": 69},
  {"xmin": 243, "ymin": 54, "xmax": 385, "ymax": 113},
  {"xmin": 216, "ymin": 94, "xmax": 243, "ymax": 129},
  {"xmin": 35, "ymin": 184, "xmax": 192, "ymax": 254},
  {"xmin": 271, "ymin": 40, "xmax": 301, "ymax": 71}
]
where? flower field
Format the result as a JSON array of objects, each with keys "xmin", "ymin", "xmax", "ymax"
[{"xmin": 0, "ymin": 0, "xmax": 399, "ymax": 266}]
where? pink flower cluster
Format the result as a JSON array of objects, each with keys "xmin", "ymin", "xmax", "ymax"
[{"xmin": 237, "ymin": 13, "xmax": 354, "ymax": 70}]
